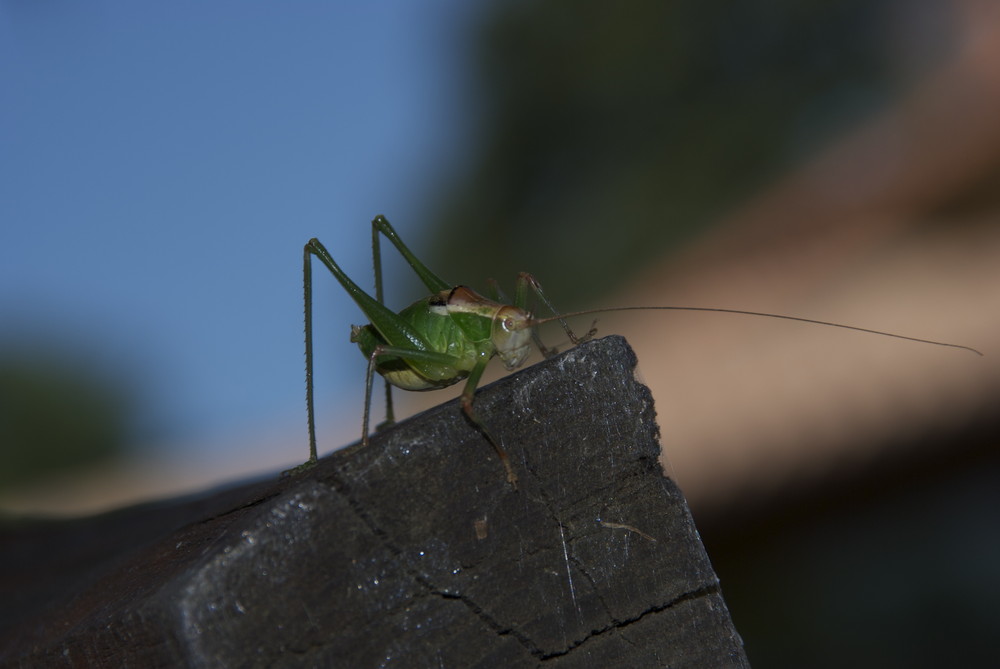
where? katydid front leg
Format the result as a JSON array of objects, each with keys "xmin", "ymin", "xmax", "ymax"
[
  {"xmin": 514, "ymin": 272, "xmax": 598, "ymax": 349},
  {"xmin": 487, "ymin": 276, "xmax": 559, "ymax": 360}
]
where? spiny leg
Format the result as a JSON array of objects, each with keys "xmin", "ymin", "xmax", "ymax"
[
  {"xmin": 357, "ymin": 342, "xmax": 463, "ymax": 438},
  {"xmin": 371, "ymin": 215, "xmax": 451, "ymax": 294},
  {"xmin": 283, "ymin": 243, "xmax": 320, "ymax": 476},
  {"xmin": 303, "ymin": 242, "xmax": 319, "ymax": 464},
  {"xmin": 359, "ymin": 344, "xmax": 463, "ymax": 448},
  {"xmin": 488, "ymin": 276, "xmax": 559, "ymax": 359},
  {"xmin": 361, "ymin": 346, "xmax": 380, "ymax": 447},
  {"xmin": 515, "ymin": 272, "xmax": 598, "ymax": 347},
  {"xmin": 369, "ymin": 215, "xmax": 460, "ymax": 429},
  {"xmin": 363, "ymin": 343, "xmax": 518, "ymax": 488},
  {"xmin": 460, "ymin": 357, "xmax": 518, "ymax": 489},
  {"xmin": 371, "ymin": 219, "xmax": 395, "ymax": 428},
  {"xmin": 292, "ymin": 234, "xmax": 427, "ymax": 474},
  {"xmin": 293, "ymin": 229, "xmax": 450, "ymax": 474}
]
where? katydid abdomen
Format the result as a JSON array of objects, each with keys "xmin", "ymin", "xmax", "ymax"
[{"xmin": 350, "ymin": 292, "xmax": 485, "ymax": 391}]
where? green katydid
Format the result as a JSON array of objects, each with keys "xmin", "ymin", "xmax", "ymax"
[{"xmin": 290, "ymin": 215, "xmax": 982, "ymax": 487}]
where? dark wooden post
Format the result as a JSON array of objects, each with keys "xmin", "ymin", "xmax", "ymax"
[{"xmin": 0, "ymin": 336, "xmax": 749, "ymax": 667}]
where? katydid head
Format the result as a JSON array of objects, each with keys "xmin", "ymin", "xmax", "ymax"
[{"xmin": 493, "ymin": 305, "xmax": 534, "ymax": 370}]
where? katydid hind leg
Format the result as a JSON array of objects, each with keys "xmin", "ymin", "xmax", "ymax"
[
  {"xmin": 292, "ymin": 233, "xmax": 437, "ymax": 474},
  {"xmin": 283, "ymin": 243, "xmax": 320, "ymax": 476},
  {"xmin": 371, "ymin": 215, "xmax": 451, "ymax": 294},
  {"xmin": 370, "ymin": 219, "xmax": 395, "ymax": 429},
  {"xmin": 303, "ymin": 243, "xmax": 318, "ymax": 464},
  {"xmin": 306, "ymin": 238, "xmax": 434, "ymax": 355}
]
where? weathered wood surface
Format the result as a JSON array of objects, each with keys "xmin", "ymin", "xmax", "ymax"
[{"xmin": 0, "ymin": 336, "xmax": 749, "ymax": 668}]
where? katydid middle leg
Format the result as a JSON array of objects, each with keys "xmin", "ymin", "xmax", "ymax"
[
  {"xmin": 369, "ymin": 215, "xmax": 455, "ymax": 430},
  {"xmin": 458, "ymin": 355, "xmax": 518, "ymax": 488},
  {"xmin": 359, "ymin": 342, "xmax": 518, "ymax": 488},
  {"xmin": 296, "ymin": 229, "xmax": 443, "ymax": 474}
]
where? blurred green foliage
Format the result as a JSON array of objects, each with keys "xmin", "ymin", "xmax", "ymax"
[
  {"xmin": 0, "ymin": 344, "xmax": 130, "ymax": 491},
  {"xmin": 427, "ymin": 0, "xmax": 947, "ymax": 306}
]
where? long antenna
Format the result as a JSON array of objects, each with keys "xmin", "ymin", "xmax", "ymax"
[{"xmin": 529, "ymin": 305, "xmax": 983, "ymax": 356}]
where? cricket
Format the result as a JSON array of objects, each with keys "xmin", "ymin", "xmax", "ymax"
[{"xmin": 288, "ymin": 215, "xmax": 982, "ymax": 487}]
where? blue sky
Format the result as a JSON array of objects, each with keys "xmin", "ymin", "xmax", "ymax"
[{"xmin": 0, "ymin": 2, "xmax": 486, "ymax": 465}]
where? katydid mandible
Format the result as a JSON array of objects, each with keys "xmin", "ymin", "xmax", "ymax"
[{"xmin": 293, "ymin": 215, "xmax": 982, "ymax": 487}]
